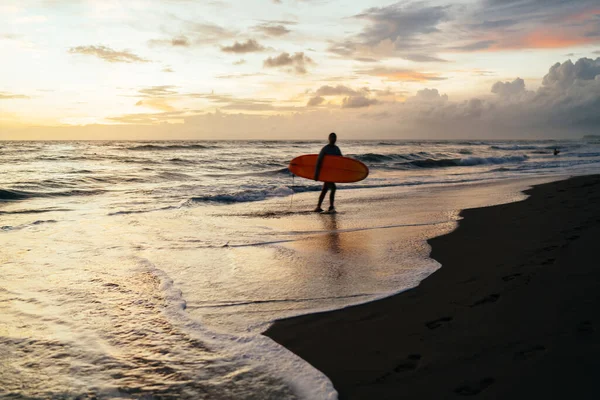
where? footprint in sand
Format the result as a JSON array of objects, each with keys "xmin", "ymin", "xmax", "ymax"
[
  {"xmin": 373, "ymin": 354, "xmax": 422, "ymax": 383},
  {"xmin": 514, "ymin": 344, "xmax": 546, "ymax": 360},
  {"xmin": 470, "ymin": 294, "xmax": 500, "ymax": 307},
  {"xmin": 454, "ymin": 377, "xmax": 495, "ymax": 396},
  {"xmin": 502, "ymin": 273, "xmax": 522, "ymax": 282},
  {"xmin": 425, "ymin": 317, "xmax": 453, "ymax": 329}
]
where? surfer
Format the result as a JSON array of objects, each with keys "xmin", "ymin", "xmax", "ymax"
[
  {"xmin": 554, "ymin": 148, "xmax": 560, "ymax": 156},
  {"xmin": 314, "ymin": 132, "xmax": 342, "ymax": 213}
]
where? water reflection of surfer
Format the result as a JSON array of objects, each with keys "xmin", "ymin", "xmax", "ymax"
[
  {"xmin": 314, "ymin": 132, "xmax": 342, "ymax": 213},
  {"xmin": 554, "ymin": 148, "xmax": 560, "ymax": 156}
]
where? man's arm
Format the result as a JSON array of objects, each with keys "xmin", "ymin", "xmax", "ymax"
[{"xmin": 314, "ymin": 147, "xmax": 326, "ymax": 180}]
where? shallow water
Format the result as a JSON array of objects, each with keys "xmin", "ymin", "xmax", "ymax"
[{"xmin": 1, "ymin": 139, "xmax": 600, "ymax": 399}]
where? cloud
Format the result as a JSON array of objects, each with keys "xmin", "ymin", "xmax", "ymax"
[
  {"xmin": 396, "ymin": 57, "xmax": 600, "ymax": 137},
  {"xmin": 329, "ymin": 0, "xmax": 600, "ymax": 60},
  {"xmin": 253, "ymin": 23, "xmax": 291, "ymax": 37},
  {"xmin": 451, "ymin": 40, "xmax": 497, "ymax": 52},
  {"xmin": 353, "ymin": 2, "xmax": 449, "ymax": 47},
  {"xmin": 491, "ymin": 78, "xmax": 526, "ymax": 97},
  {"xmin": 10, "ymin": 59, "xmax": 600, "ymax": 140},
  {"xmin": 307, "ymin": 96, "xmax": 325, "ymax": 106},
  {"xmin": 342, "ymin": 95, "xmax": 379, "ymax": 108},
  {"xmin": 233, "ymin": 59, "xmax": 246, "ymax": 65},
  {"xmin": 170, "ymin": 36, "xmax": 191, "ymax": 47},
  {"xmin": 354, "ymin": 57, "xmax": 379, "ymax": 63},
  {"xmin": 135, "ymin": 99, "xmax": 175, "ymax": 111},
  {"xmin": 314, "ymin": 85, "xmax": 365, "ymax": 96},
  {"xmin": 402, "ymin": 54, "xmax": 448, "ymax": 62},
  {"xmin": 138, "ymin": 86, "xmax": 179, "ymax": 97},
  {"xmin": 0, "ymin": 92, "xmax": 30, "ymax": 99},
  {"xmin": 149, "ymin": 20, "xmax": 237, "ymax": 47},
  {"xmin": 542, "ymin": 57, "xmax": 600, "ymax": 89},
  {"xmin": 263, "ymin": 52, "xmax": 314, "ymax": 74},
  {"xmin": 306, "ymin": 84, "xmax": 378, "ymax": 108},
  {"xmin": 162, "ymin": 67, "xmax": 175, "ymax": 73},
  {"xmin": 328, "ymin": 2, "xmax": 450, "ymax": 61},
  {"xmin": 408, "ymin": 88, "xmax": 448, "ymax": 103},
  {"xmin": 221, "ymin": 39, "xmax": 265, "ymax": 53},
  {"xmin": 358, "ymin": 67, "xmax": 447, "ymax": 81},
  {"xmin": 68, "ymin": 45, "xmax": 150, "ymax": 63}
]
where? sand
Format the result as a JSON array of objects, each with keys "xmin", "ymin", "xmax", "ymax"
[{"xmin": 265, "ymin": 175, "xmax": 600, "ymax": 399}]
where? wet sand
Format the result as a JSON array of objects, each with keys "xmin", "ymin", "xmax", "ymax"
[{"xmin": 265, "ymin": 175, "xmax": 600, "ymax": 399}]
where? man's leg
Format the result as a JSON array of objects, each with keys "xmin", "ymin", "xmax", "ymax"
[
  {"xmin": 328, "ymin": 183, "xmax": 336, "ymax": 210},
  {"xmin": 315, "ymin": 183, "xmax": 328, "ymax": 211}
]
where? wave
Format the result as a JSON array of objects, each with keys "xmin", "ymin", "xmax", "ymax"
[
  {"xmin": 169, "ymin": 158, "xmax": 197, "ymax": 164},
  {"xmin": 490, "ymin": 145, "xmax": 540, "ymax": 150},
  {"xmin": 127, "ymin": 144, "xmax": 213, "ymax": 151},
  {"xmin": 0, "ymin": 189, "xmax": 33, "ymax": 201},
  {"xmin": 0, "ymin": 188, "xmax": 104, "ymax": 201},
  {"xmin": 186, "ymin": 186, "xmax": 297, "ymax": 205},
  {"xmin": 396, "ymin": 155, "xmax": 528, "ymax": 169}
]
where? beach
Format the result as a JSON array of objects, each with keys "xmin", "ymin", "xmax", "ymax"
[
  {"xmin": 2, "ymin": 140, "xmax": 600, "ymax": 399},
  {"xmin": 265, "ymin": 174, "xmax": 600, "ymax": 399}
]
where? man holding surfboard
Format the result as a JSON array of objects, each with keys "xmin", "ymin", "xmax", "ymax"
[
  {"xmin": 288, "ymin": 134, "xmax": 368, "ymax": 212},
  {"xmin": 314, "ymin": 132, "xmax": 342, "ymax": 213}
]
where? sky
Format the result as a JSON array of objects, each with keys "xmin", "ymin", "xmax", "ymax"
[{"xmin": 1, "ymin": 0, "xmax": 599, "ymax": 140}]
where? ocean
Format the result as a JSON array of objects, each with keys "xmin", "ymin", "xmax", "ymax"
[{"xmin": 2, "ymin": 138, "xmax": 600, "ymax": 399}]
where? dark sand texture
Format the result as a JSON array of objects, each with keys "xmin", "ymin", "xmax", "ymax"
[{"xmin": 265, "ymin": 175, "xmax": 600, "ymax": 399}]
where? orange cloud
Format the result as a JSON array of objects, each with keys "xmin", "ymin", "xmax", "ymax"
[
  {"xmin": 365, "ymin": 69, "xmax": 446, "ymax": 82},
  {"xmin": 497, "ymin": 29, "xmax": 599, "ymax": 50}
]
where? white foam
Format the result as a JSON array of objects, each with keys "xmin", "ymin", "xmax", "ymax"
[{"xmin": 137, "ymin": 258, "xmax": 339, "ymax": 400}]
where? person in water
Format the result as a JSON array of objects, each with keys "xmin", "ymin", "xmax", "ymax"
[
  {"xmin": 314, "ymin": 132, "xmax": 342, "ymax": 212},
  {"xmin": 554, "ymin": 148, "xmax": 560, "ymax": 156}
]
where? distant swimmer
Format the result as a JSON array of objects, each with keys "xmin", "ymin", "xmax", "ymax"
[
  {"xmin": 314, "ymin": 132, "xmax": 342, "ymax": 213},
  {"xmin": 554, "ymin": 148, "xmax": 560, "ymax": 156}
]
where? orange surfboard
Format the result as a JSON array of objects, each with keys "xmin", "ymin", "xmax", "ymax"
[{"xmin": 289, "ymin": 154, "xmax": 369, "ymax": 183}]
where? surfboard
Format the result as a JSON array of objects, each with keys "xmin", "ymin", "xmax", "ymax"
[{"xmin": 288, "ymin": 154, "xmax": 369, "ymax": 183}]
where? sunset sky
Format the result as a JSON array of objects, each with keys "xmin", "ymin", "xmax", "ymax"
[{"xmin": 1, "ymin": 0, "xmax": 599, "ymax": 139}]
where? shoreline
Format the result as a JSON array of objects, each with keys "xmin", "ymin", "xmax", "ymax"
[{"xmin": 265, "ymin": 175, "xmax": 600, "ymax": 399}]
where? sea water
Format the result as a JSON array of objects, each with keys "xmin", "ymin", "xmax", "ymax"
[{"xmin": 1, "ymin": 139, "xmax": 600, "ymax": 399}]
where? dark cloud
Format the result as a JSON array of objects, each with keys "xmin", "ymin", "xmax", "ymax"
[
  {"xmin": 327, "ymin": 2, "xmax": 452, "ymax": 62},
  {"xmin": 263, "ymin": 52, "xmax": 314, "ymax": 74},
  {"xmin": 221, "ymin": 39, "xmax": 266, "ymax": 53},
  {"xmin": 398, "ymin": 57, "xmax": 600, "ymax": 137},
  {"xmin": 353, "ymin": 2, "xmax": 449, "ymax": 47},
  {"xmin": 0, "ymin": 92, "xmax": 30, "ymax": 100},
  {"xmin": 253, "ymin": 23, "xmax": 291, "ymax": 37},
  {"xmin": 69, "ymin": 45, "xmax": 150, "ymax": 63},
  {"xmin": 467, "ymin": 19, "xmax": 518, "ymax": 30},
  {"xmin": 451, "ymin": 40, "xmax": 497, "ymax": 51},
  {"xmin": 542, "ymin": 57, "xmax": 600, "ymax": 89}
]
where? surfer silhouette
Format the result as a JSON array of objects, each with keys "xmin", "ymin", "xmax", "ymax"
[
  {"xmin": 314, "ymin": 132, "xmax": 342, "ymax": 213},
  {"xmin": 554, "ymin": 148, "xmax": 560, "ymax": 156}
]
